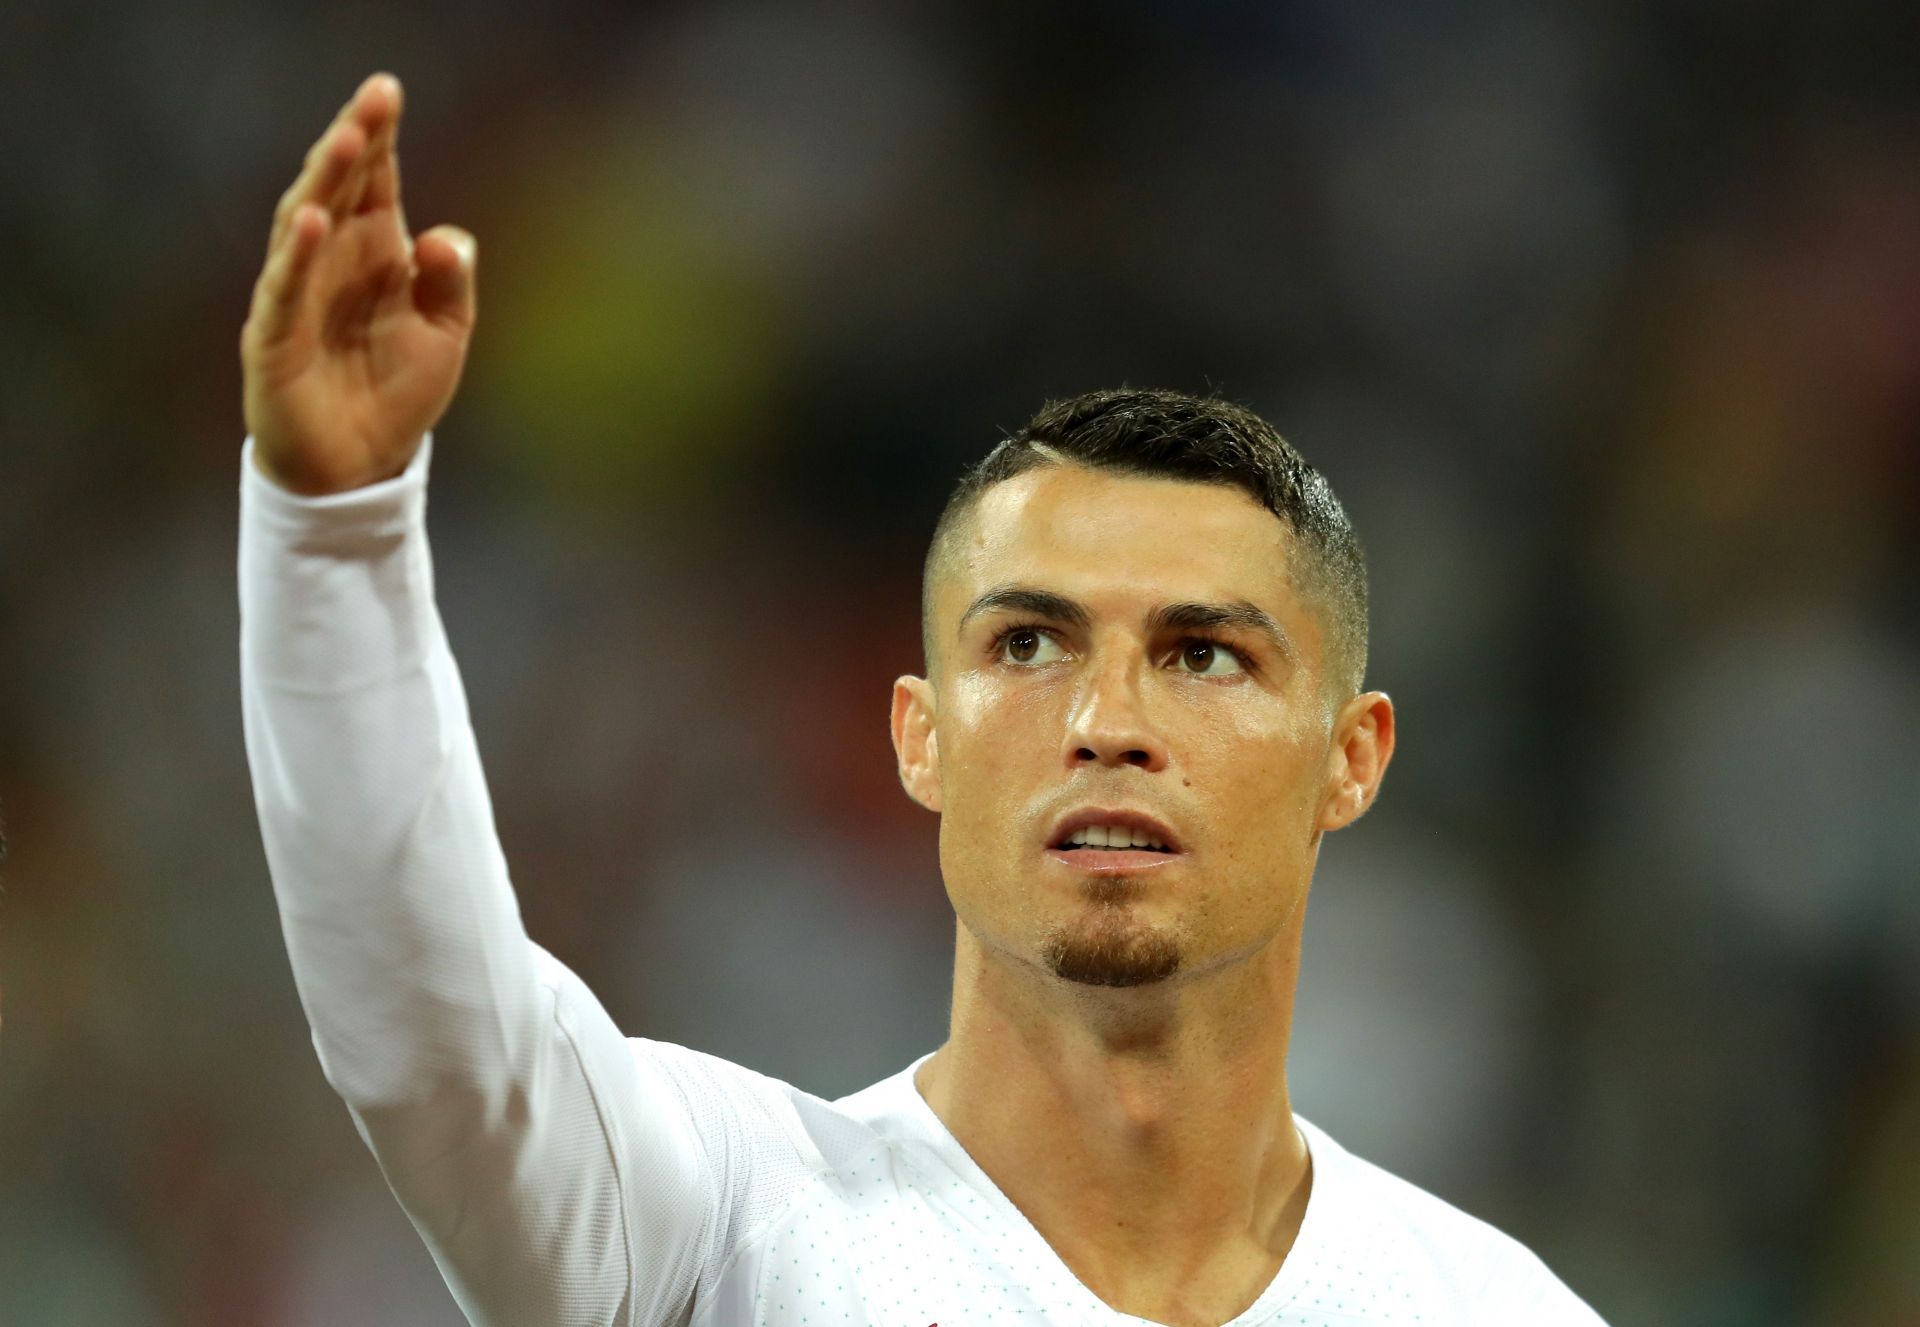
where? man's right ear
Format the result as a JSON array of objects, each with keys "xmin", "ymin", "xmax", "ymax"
[{"xmin": 890, "ymin": 675, "xmax": 942, "ymax": 813}]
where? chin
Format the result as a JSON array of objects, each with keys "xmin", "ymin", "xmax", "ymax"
[{"xmin": 1040, "ymin": 920, "xmax": 1183, "ymax": 987}]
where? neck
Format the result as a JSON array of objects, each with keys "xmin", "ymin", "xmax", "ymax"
[{"xmin": 914, "ymin": 921, "xmax": 1312, "ymax": 1327}]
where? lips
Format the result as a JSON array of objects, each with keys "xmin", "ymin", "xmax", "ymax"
[
  {"xmin": 1047, "ymin": 807, "xmax": 1183, "ymax": 855},
  {"xmin": 1043, "ymin": 843, "xmax": 1184, "ymax": 876}
]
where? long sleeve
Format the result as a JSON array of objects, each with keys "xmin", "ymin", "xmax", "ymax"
[{"xmin": 238, "ymin": 436, "xmax": 718, "ymax": 1327}]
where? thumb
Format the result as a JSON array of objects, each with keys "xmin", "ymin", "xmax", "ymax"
[{"xmin": 413, "ymin": 225, "xmax": 477, "ymax": 329}]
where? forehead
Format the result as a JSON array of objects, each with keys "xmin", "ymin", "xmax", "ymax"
[{"xmin": 944, "ymin": 466, "xmax": 1299, "ymax": 620}]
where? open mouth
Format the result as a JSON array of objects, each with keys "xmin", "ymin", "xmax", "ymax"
[
  {"xmin": 1055, "ymin": 840, "xmax": 1174, "ymax": 853},
  {"xmin": 1052, "ymin": 825, "xmax": 1176, "ymax": 853},
  {"xmin": 1045, "ymin": 811, "xmax": 1184, "ymax": 865}
]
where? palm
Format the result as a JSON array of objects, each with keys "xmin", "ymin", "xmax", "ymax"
[{"xmin": 261, "ymin": 215, "xmax": 463, "ymax": 476}]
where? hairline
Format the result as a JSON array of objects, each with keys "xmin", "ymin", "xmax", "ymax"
[{"xmin": 921, "ymin": 458, "xmax": 1358, "ymax": 697}]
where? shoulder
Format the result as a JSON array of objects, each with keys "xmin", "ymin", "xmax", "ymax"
[
  {"xmin": 1299, "ymin": 1118, "xmax": 1608, "ymax": 1325},
  {"xmin": 627, "ymin": 1039, "xmax": 903, "ymax": 1177},
  {"xmin": 625, "ymin": 1038, "xmax": 824, "ymax": 1163}
]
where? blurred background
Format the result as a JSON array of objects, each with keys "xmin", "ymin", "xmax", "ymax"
[{"xmin": 3, "ymin": 1, "xmax": 1917, "ymax": 1322}]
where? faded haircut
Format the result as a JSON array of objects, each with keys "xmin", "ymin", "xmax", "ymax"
[{"xmin": 921, "ymin": 387, "xmax": 1369, "ymax": 697}]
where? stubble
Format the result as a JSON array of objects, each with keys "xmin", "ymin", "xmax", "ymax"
[{"xmin": 1039, "ymin": 877, "xmax": 1183, "ymax": 987}]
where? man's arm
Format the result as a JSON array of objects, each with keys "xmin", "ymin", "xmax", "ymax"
[{"xmin": 236, "ymin": 75, "xmax": 718, "ymax": 1326}]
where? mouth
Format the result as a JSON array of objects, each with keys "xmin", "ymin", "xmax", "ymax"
[
  {"xmin": 1045, "ymin": 810, "xmax": 1185, "ymax": 874},
  {"xmin": 1045, "ymin": 845, "xmax": 1183, "ymax": 875}
]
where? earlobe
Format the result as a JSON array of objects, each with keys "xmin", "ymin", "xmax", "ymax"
[{"xmin": 1316, "ymin": 781, "xmax": 1365, "ymax": 834}]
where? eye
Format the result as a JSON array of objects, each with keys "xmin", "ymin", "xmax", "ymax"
[
  {"xmin": 1173, "ymin": 638, "xmax": 1245, "ymax": 677},
  {"xmin": 996, "ymin": 625, "xmax": 1067, "ymax": 667}
]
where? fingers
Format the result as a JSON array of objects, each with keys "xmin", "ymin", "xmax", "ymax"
[
  {"xmin": 251, "ymin": 73, "xmax": 410, "ymax": 354},
  {"xmin": 268, "ymin": 119, "xmax": 362, "ymax": 255},
  {"xmin": 354, "ymin": 77, "xmax": 405, "ymax": 215},
  {"xmin": 248, "ymin": 202, "xmax": 332, "ymax": 349},
  {"xmin": 412, "ymin": 226, "xmax": 477, "ymax": 330},
  {"xmin": 267, "ymin": 73, "xmax": 402, "ymax": 255}
]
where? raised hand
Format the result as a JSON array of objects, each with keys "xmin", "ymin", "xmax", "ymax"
[{"xmin": 241, "ymin": 73, "xmax": 477, "ymax": 495}]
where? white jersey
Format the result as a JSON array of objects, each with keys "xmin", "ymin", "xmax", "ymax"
[{"xmin": 238, "ymin": 437, "xmax": 1606, "ymax": 1327}]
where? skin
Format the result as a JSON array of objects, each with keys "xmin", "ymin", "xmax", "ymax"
[
  {"xmin": 241, "ymin": 73, "xmax": 475, "ymax": 494},
  {"xmin": 248, "ymin": 72, "xmax": 1397, "ymax": 1327},
  {"xmin": 891, "ymin": 467, "xmax": 1395, "ymax": 1326}
]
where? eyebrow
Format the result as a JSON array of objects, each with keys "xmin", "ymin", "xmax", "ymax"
[{"xmin": 957, "ymin": 584, "xmax": 1295, "ymax": 661}]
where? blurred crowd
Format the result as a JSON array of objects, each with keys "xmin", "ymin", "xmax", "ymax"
[{"xmin": 2, "ymin": 1, "xmax": 1917, "ymax": 1323}]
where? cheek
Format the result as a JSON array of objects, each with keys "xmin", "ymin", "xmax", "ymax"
[
  {"xmin": 1195, "ymin": 736, "xmax": 1323, "ymax": 939},
  {"xmin": 1193, "ymin": 717, "xmax": 1326, "ymax": 849},
  {"xmin": 936, "ymin": 684, "xmax": 1081, "ymax": 924},
  {"xmin": 942, "ymin": 675, "xmax": 1058, "ymax": 788}
]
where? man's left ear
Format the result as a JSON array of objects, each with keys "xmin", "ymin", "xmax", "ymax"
[
  {"xmin": 1317, "ymin": 690, "xmax": 1395, "ymax": 832},
  {"xmin": 890, "ymin": 675, "xmax": 943, "ymax": 813}
]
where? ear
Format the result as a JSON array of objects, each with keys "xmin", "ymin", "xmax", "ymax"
[
  {"xmin": 890, "ymin": 674, "xmax": 943, "ymax": 813},
  {"xmin": 1316, "ymin": 690, "xmax": 1395, "ymax": 833}
]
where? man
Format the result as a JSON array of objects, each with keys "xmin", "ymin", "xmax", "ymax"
[{"xmin": 238, "ymin": 73, "xmax": 1606, "ymax": 1326}]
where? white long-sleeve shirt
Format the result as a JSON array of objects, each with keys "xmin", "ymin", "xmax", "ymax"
[{"xmin": 238, "ymin": 436, "xmax": 1607, "ymax": 1327}]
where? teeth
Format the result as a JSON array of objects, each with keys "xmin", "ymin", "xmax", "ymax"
[{"xmin": 1064, "ymin": 824, "xmax": 1169, "ymax": 851}]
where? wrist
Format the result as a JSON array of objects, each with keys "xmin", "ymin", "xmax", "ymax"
[
  {"xmin": 249, "ymin": 438, "xmax": 412, "ymax": 497},
  {"xmin": 242, "ymin": 434, "xmax": 433, "ymax": 514}
]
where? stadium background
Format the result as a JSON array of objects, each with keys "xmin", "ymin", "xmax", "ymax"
[{"xmin": 3, "ymin": 2, "xmax": 1917, "ymax": 1323}]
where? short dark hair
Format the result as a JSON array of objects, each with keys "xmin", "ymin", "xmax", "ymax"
[{"xmin": 921, "ymin": 387, "xmax": 1369, "ymax": 696}]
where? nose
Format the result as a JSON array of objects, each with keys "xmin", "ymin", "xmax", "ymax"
[{"xmin": 1063, "ymin": 653, "xmax": 1169, "ymax": 772}]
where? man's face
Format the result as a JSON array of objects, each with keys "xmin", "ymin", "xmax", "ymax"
[{"xmin": 897, "ymin": 465, "xmax": 1365, "ymax": 991}]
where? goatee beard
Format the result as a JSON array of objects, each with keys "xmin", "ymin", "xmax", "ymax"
[{"xmin": 1040, "ymin": 886, "xmax": 1182, "ymax": 987}]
